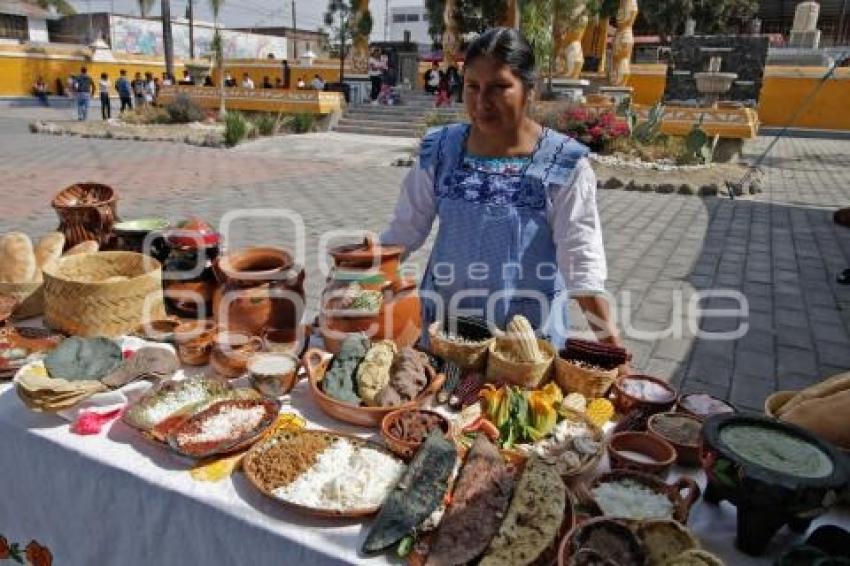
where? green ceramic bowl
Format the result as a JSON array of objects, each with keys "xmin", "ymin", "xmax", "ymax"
[{"xmin": 114, "ymin": 218, "xmax": 170, "ymax": 234}]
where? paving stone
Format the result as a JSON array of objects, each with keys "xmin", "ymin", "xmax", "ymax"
[
  {"xmin": 815, "ymin": 341, "xmax": 850, "ymax": 367},
  {"xmin": 730, "ymin": 374, "xmax": 776, "ymax": 411},
  {"xmin": 734, "ymin": 348, "xmax": 776, "ymax": 377},
  {"xmin": 777, "ymin": 346, "xmax": 819, "ymax": 376}
]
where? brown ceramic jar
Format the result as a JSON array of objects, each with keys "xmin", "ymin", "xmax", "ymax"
[
  {"xmin": 320, "ymin": 236, "xmax": 421, "ymax": 353},
  {"xmin": 212, "ymin": 247, "xmax": 306, "ymax": 336}
]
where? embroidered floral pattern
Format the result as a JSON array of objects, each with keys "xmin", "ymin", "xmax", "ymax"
[{"xmin": 0, "ymin": 536, "xmax": 52, "ymax": 566}]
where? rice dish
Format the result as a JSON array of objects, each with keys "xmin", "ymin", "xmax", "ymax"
[
  {"xmin": 271, "ymin": 437, "xmax": 405, "ymax": 511},
  {"xmin": 592, "ymin": 479, "xmax": 674, "ymax": 519}
]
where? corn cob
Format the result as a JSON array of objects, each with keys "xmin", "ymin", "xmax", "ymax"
[
  {"xmin": 449, "ymin": 372, "xmax": 485, "ymax": 410},
  {"xmin": 506, "ymin": 315, "xmax": 542, "ymax": 363},
  {"xmin": 562, "ymin": 338, "xmax": 630, "ymax": 370}
]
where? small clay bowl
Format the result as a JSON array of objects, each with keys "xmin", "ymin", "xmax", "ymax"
[
  {"xmin": 647, "ymin": 412, "xmax": 703, "ymax": 466},
  {"xmin": 174, "ymin": 320, "xmax": 217, "ymax": 366},
  {"xmin": 608, "ymin": 431, "xmax": 676, "ymax": 476},
  {"xmin": 133, "ymin": 318, "xmax": 180, "ymax": 343},
  {"xmin": 248, "ymin": 353, "xmax": 300, "ymax": 397},
  {"xmin": 612, "ymin": 375, "xmax": 677, "ymax": 415},
  {"xmin": 381, "ymin": 408, "xmax": 450, "ymax": 460},
  {"xmin": 676, "ymin": 392, "xmax": 736, "ymax": 421}
]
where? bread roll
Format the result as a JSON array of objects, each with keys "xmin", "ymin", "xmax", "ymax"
[
  {"xmin": 35, "ymin": 232, "xmax": 65, "ymax": 274},
  {"xmin": 64, "ymin": 240, "xmax": 99, "ymax": 256},
  {"xmin": 0, "ymin": 232, "xmax": 36, "ymax": 283},
  {"xmin": 781, "ymin": 389, "xmax": 850, "ymax": 450},
  {"xmin": 777, "ymin": 372, "xmax": 850, "ymax": 416}
]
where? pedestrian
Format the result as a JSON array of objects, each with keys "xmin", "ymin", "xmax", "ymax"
[
  {"xmin": 296, "ymin": 76, "xmax": 306, "ymax": 89},
  {"xmin": 115, "ymin": 69, "xmax": 133, "ymax": 113},
  {"xmin": 424, "ymin": 61, "xmax": 441, "ymax": 94},
  {"xmin": 180, "ymin": 70, "xmax": 195, "ymax": 85},
  {"xmin": 203, "ymin": 74, "xmax": 214, "ymax": 87},
  {"xmin": 224, "ymin": 73, "xmax": 237, "ymax": 87},
  {"xmin": 282, "ymin": 59, "xmax": 291, "ymax": 89},
  {"xmin": 99, "ymin": 72, "xmax": 111, "ymax": 120},
  {"xmin": 144, "ymin": 72, "xmax": 156, "ymax": 106},
  {"xmin": 262, "ymin": 76, "xmax": 273, "ymax": 89},
  {"xmin": 32, "ymin": 76, "xmax": 49, "ymax": 106},
  {"xmin": 132, "ymin": 72, "xmax": 146, "ymax": 108},
  {"xmin": 161, "ymin": 72, "xmax": 173, "ymax": 86},
  {"xmin": 368, "ymin": 48, "xmax": 384, "ymax": 104},
  {"xmin": 446, "ymin": 65, "xmax": 462, "ymax": 102},
  {"xmin": 380, "ymin": 27, "xmax": 626, "ymax": 362},
  {"xmin": 241, "ymin": 73, "xmax": 255, "ymax": 89},
  {"xmin": 274, "ymin": 77, "xmax": 283, "ymax": 89},
  {"xmin": 73, "ymin": 67, "xmax": 94, "ymax": 121},
  {"xmin": 311, "ymin": 74, "xmax": 325, "ymax": 90},
  {"xmin": 434, "ymin": 73, "xmax": 451, "ymax": 107}
]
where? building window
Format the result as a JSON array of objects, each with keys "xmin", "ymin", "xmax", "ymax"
[
  {"xmin": 0, "ymin": 14, "xmax": 27, "ymax": 41},
  {"xmin": 392, "ymin": 13, "xmax": 406, "ymax": 23},
  {"xmin": 406, "ymin": 14, "xmax": 419, "ymax": 22}
]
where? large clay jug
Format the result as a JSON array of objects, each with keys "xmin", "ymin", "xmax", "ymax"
[{"xmin": 213, "ymin": 246, "xmax": 305, "ymax": 335}]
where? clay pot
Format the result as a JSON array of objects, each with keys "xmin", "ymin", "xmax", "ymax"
[
  {"xmin": 213, "ymin": 247, "xmax": 305, "ymax": 336},
  {"xmin": 607, "ymin": 431, "xmax": 677, "ymax": 476},
  {"xmin": 380, "ymin": 408, "xmax": 451, "ymax": 460},
  {"xmin": 647, "ymin": 412, "xmax": 703, "ymax": 466},
  {"xmin": 174, "ymin": 320, "xmax": 217, "ymax": 366},
  {"xmin": 112, "ymin": 218, "xmax": 170, "ymax": 261},
  {"xmin": 52, "ymin": 183, "xmax": 119, "ymax": 250},
  {"xmin": 611, "ymin": 374, "xmax": 677, "ymax": 415},
  {"xmin": 210, "ymin": 331, "xmax": 265, "ymax": 379},
  {"xmin": 587, "ymin": 470, "xmax": 701, "ymax": 524},
  {"xmin": 320, "ymin": 236, "xmax": 421, "ymax": 353},
  {"xmin": 248, "ymin": 352, "xmax": 300, "ymax": 397},
  {"xmin": 263, "ymin": 325, "xmax": 311, "ymax": 358},
  {"xmin": 162, "ymin": 218, "xmax": 221, "ymax": 318}
]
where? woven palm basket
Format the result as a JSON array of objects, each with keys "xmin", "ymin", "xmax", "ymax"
[
  {"xmin": 0, "ymin": 281, "xmax": 43, "ymax": 319},
  {"xmin": 485, "ymin": 338, "xmax": 556, "ymax": 389},
  {"xmin": 42, "ymin": 251, "xmax": 166, "ymax": 337},
  {"xmin": 553, "ymin": 357, "xmax": 618, "ymax": 398}
]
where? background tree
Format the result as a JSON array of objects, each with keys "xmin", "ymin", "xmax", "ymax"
[
  {"xmin": 425, "ymin": 0, "xmax": 509, "ymax": 47},
  {"xmin": 639, "ymin": 0, "xmax": 757, "ymax": 41},
  {"xmin": 323, "ymin": 0, "xmax": 373, "ymax": 83},
  {"xmin": 137, "ymin": 0, "xmax": 154, "ymax": 17},
  {"xmin": 32, "ymin": 0, "xmax": 75, "ymax": 15}
]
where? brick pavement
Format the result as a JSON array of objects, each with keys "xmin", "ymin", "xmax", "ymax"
[{"xmin": 2, "ymin": 110, "xmax": 849, "ymax": 412}]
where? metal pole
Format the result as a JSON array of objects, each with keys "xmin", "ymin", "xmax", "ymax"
[
  {"xmin": 291, "ymin": 0, "xmax": 297, "ymax": 60},
  {"xmin": 188, "ymin": 0, "xmax": 194, "ymax": 59},
  {"xmin": 385, "ymin": 0, "xmax": 389, "ymax": 41}
]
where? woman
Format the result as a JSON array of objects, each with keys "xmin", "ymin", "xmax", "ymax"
[
  {"xmin": 368, "ymin": 48, "xmax": 384, "ymax": 104},
  {"xmin": 381, "ymin": 28, "xmax": 626, "ymax": 364},
  {"xmin": 98, "ymin": 72, "xmax": 111, "ymax": 120}
]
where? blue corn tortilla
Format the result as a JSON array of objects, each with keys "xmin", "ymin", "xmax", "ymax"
[{"xmin": 44, "ymin": 336, "xmax": 123, "ymax": 381}]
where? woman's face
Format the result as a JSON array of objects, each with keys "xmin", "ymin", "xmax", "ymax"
[{"xmin": 463, "ymin": 56, "xmax": 529, "ymax": 136}]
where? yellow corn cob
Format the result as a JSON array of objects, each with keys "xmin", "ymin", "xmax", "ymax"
[{"xmin": 506, "ymin": 315, "xmax": 542, "ymax": 363}]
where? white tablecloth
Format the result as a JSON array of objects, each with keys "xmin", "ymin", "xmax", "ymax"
[{"xmin": 1, "ymin": 377, "xmax": 848, "ymax": 566}]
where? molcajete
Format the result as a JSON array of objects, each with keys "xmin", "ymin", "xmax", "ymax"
[
  {"xmin": 212, "ymin": 246, "xmax": 305, "ymax": 336},
  {"xmin": 700, "ymin": 413, "xmax": 849, "ymax": 556},
  {"xmin": 320, "ymin": 236, "xmax": 421, "ymax": 353}
]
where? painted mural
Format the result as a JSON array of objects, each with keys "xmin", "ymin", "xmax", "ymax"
[{"xmin": 111, "ymin": 16, "xmax": 287, "ymax": 60}]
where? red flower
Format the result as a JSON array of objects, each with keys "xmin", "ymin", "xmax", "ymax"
[{"xmin": 25, "ymin": 540, "xmax": 53, "ymax": 566}]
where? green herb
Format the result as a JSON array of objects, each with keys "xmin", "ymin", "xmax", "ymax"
[{"xmin": 397, "ymin": 535, "xmax": 414, "ymax": 558}]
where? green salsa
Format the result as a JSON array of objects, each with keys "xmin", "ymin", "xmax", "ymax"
[{"xmin": 719, "ymin": 424, "xmax": 833, "ymax": 478}]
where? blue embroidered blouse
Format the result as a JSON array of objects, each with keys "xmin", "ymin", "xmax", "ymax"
[{"xmin": 381, "ymin": 123, "xmax": 607, "ymax": 346}]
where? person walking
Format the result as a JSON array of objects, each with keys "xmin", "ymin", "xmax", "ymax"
[
  {"xmin": 241, "ymin": 73, "xmax": 255, "ymax": 89},
  {"xmin": 132, "ymin": 72, "xmax": 146, "ymax": 108},
  {"xmin": 98, "ymin": 72, "xmax": 112, "ymax": 120},
  {"xmin": 143, "ymin": 72, "xmax": 156, "ymax": 106},
  {"xmin": 368, "ymin": 48, "xmax": 384, "ymax": 104},
  {"xmin": 32, "ymin": 76, "xmax": 49, "ymax": 106},
  {"xmin": 446, "ymin": 65, "xmax": 462, "ymax": 102},
  {"xmin": 115, "ymin": 69, "xmax": 133, "ymax": 113},
  {"xmin": 73, "ymin": 67, "xmax": 94, "ymax": 121},
  {"xmin": 424, "ymin": 62, "xmax": 442, "ymax": 94},
  {"xmin": 311, "ymin": 74, "xmax": 325, "ymax": 90}
]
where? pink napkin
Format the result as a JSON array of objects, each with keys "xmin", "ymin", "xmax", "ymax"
[{"xmin": 70, "ymin": 407, "xmax": 124, "ymax": 435}]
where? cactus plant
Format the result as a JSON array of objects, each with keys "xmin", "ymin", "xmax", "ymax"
[
  {"xmin": 630, "ymin": 102, "xmax": 665, "ymax": 144},
  {"xmin": 679, "ymin": 114, "xmax": 717, "ymax": 165}
]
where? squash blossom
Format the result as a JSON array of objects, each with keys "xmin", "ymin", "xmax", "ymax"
[
  {"xmin": 480, "ymin": 384, "xmax": 510, "ymax": 427},
  {"xmin": 526, "ymin": 388, "xmax": 559, "ymax": 441}
]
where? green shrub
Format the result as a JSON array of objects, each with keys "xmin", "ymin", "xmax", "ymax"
[
  {"xmin": 165, "ymin": 94, "xmax": 205, "ymax": 123},
  {"xmin": 423, "ymin": 110, "xmax": 465, "ymax": 128},
  {"xmin": 121, "ymin": 105, "xmax": 170, "ymax": 125},
  {"xmin": 253, "ymin": 113, "xmax": 278, "ymax": 136},
  {"xmin": 289, "ymin": 112, "xmax": 315, "ymax": 134},
  {"xmin": 223, "ymin": 111, "xmax": 248, "ymax": 147}
]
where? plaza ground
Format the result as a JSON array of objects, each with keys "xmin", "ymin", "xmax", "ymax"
[{"xmin": 3, "ymin": 106, "xmax": 849, "ymax": 413}]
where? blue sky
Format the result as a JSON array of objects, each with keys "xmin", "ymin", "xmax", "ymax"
[{"xmin": 68, "ymin": 0, "xmax": 406, "ymax": 39}]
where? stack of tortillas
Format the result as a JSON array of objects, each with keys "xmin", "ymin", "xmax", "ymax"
[
  {"xmin": 14, "ymin": 336, "xmax": 122, "ymax": 412},
  {"xmin": 16, "ymin": 363, "xmax": 108, "ymax": 412},
  {"xmin": 773, "ymin": 372, "xmax": 850, "ymax": 451}
]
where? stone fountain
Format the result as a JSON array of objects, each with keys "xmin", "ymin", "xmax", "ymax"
[{"xmin": 693, "ymin": 53, "xmax": 738, "ymax": 107}]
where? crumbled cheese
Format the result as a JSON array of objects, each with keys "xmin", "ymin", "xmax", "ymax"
[
  {"xmin": 177, "ymin": 405, "xmax": 267, "ymax": 445},
  {"xmin": 273, "ymin": 438, "xmax": 405, "ymax": 511}
]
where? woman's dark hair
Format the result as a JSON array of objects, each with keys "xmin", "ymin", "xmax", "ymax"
[{"xmin": 463, "ymin": 27, "xmax": 536, "ymax": 91}]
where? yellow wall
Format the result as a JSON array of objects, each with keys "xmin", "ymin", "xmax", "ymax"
[
  {"xmin": 0, "ymin": 46, "xmax": 341, "ymax": 96},
  {"xmin": 158, "ymin": 85, "xmax": 344, "ymax": 114}
]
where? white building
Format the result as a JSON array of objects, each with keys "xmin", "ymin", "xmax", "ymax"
[
  {"xmin": 0, "ymin": 0, "xmax": 53, "ymax": 43},
  {"xmin": 388, "ymin": 2, "xmax": 430, "ymax": 45}
]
